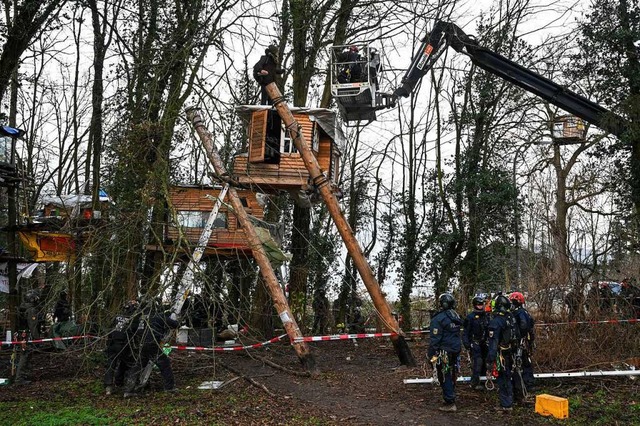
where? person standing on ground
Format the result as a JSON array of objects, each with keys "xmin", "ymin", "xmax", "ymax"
[
  {"xmin": 509, "ymin": 291, "xmax": 535, "ymax": 397},
  {"xmin": 427, "ymin": 293, "xmax": 462, "ymax": 412},
  {"xmin": 14, "ymin": 290, "xmax": 43, "ymax": 385},
  {"xmin": 463, "ymin": 295, "xmax": 489, "ymax": 391},
  {"xmin": 104, "ymin": 300, "xmax": 140, "ymax": 395},
  {"xmin": 487, "ymin": 295, "xmax": 518, "ymax": 412},
  {"xmin": 124, "ymin": 306, "xmax": 179, "ymax": 397}
]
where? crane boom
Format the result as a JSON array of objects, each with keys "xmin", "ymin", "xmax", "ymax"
[{"xmin": 394, "ymin": 21, "xmax": 628, "ymax": 138}]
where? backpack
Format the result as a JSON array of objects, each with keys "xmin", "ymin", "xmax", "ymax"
[{"xmin": 499, "ymin": 312, "xmax": 520, "ymax": 349}]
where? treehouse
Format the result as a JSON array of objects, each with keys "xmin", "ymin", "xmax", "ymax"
[
  {"xmin": 146, "ymin": 184, "xmax": 283, "ymax": 260},
  {"xmin": 40, "ymin": 191, "xmax": 112, "ymax": 222},
  {"xmin": 552, "ymin": 115, "xmax": 586, "ymax": 144},
  {"xmin": 12, "ymin": 191, "xmax": 112, "ymax": 262},
  {"xmin": 231, "ymin": 105, "xmax": 343, "ymax": 200}
]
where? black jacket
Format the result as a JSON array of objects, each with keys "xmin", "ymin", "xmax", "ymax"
[
  {"xmin": 142, "ymin": 312, "xmax": 179, "ymax": 346},
  {"xmin": 253, "ymin": 54, "xmax": 283, "ymax": 86},
  {"xmin": 428, "ymin": 309, "xmax": 462, "ymax": 357}
]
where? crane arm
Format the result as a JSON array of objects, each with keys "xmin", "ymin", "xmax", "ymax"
[{"xmin": 394, "ymin": 21, "xmax": 628, "ymax": 138}]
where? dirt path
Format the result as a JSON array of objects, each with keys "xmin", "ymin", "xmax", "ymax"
[{"xmin": 218, "ymin": 339, "xmax": 507, "ymax": 426}]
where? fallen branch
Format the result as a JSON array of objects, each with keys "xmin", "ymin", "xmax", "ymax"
[
  {"xmin": 218, "ymin": 360, "xmax": 276, "ymax": 397},
  {"xmin": 246, "ymin": 352, "xmax": 312, "ymax": 377}
]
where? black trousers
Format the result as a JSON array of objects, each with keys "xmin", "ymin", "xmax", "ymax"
[
  {"xmin": 125, "ymin": 343, "xmax": 174, "ymax": 392},
  {"xmin": 104, "ymin": 343, "xmax": 133, "ymax": 386}
]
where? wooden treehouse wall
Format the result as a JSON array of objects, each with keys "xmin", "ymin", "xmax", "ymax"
[
  {"xmin": 163, "ymin": 186, "xmax": 264, "ymax": 253},
  {"xmin": 233, "ymin": 110, "xmax": 337, "ymax": 191}
]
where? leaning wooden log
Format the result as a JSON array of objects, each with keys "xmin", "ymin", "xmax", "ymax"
[
  {"xmin": 264, "ymin": 83, "xmax": 416, "ymax": 367},
  {"xmin": 186, "ymin": 107, "xmax": 316, "ymax": 372}
]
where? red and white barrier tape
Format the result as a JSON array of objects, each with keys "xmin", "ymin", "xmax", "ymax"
[
  {"xmin": 170, "ymin": 334, "xmax": 288, "ymax": 352},
  {"xmin": 1, "ymin": 335, "xmax": 100, "ymax": 346},
  {"xmin": 293, "ymin": 332, "xmax": 399, "ymax": 343}
]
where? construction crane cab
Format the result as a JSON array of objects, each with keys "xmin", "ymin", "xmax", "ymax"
[
  {"xmin": 330, "ymin": 44, "xmax": 394, "ymax": 124},
  {"xmin": 392, "ymin": 20, "xmax": 628, "ymax": 139}
]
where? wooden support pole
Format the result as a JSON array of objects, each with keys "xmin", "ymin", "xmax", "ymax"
[
  {"xmin": 186, "ymin": 107, "xmax": 316, "ymax": 371},
  {"xmin": 265, "ymin": 83, "xmax": 416, "ymax": 366}
]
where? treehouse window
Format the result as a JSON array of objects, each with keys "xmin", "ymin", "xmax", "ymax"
[
  {"xmin": 177, "ymin": 210, "xmax": 227, "ymax": 229},
  {"xmin": 281, "ymin": 126, "xmax": 297, "ymax": 154},
  {"xmin": 312, "ymin": 126, "xmax": 320, "ymax": 152}
]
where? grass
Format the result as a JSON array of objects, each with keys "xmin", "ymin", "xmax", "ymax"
[
  {"xmin": 0, "ymin": 374, "xmax": 330, "ymax": 426},
  {"xmin": 530, "ymin": 381, "xmax": 640, "ymax": 425}
]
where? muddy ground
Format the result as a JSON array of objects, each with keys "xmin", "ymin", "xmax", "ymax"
[{"xmin": 0, "ymin": 336, "xmax": 638, "ymax": 425}]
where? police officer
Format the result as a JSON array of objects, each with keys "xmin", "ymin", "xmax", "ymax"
[
  {"xmin": 509, "ymin": 291, "xmax": 535, "ymax": 396},
  {"xmin": 463, "ymin": 295, "xmax": 489, "ymax": 390},
  {"xmin": 124, "ymin": 306, "xmax": 179, "ymax": 396},
  {"xmin": 14, "ymin": 289, "xmax": 43, "ymax": 385},
  {"xmin": 427, "ymin": 293, "xmax": 462, "ymax": 412},
  {"xmin": 104, "ymin": 300, "xmax": 140, "ymax": 395},
  {"xmin": 487, "ymin": 295, "xmax": 517, "ymax": 412}
]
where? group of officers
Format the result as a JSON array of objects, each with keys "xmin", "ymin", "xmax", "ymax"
[
  {"xmin": 103, "ymin": 299, "xmax": 180, "ymax": 397},
  {"xmin": 428, "ymin": 292, "xmax": 535, "ymax": 413}
]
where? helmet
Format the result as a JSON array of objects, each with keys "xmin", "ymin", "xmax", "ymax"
[
  {"xmin": 472, "ymin": 296, "xmax": 485, "ymax": 307},
  {"xmin": 509, "ymin": 291, "xmax": 525, "ymax": 306},
  {"xmin": 494, "ymin": 295, "xmax": 511, "ymax": 313},
  {"xmin": 25, "ymin": 289, "xmax": 40, "ymax": 303},
  {"xmin": 439, "ymin": 293, "xmax": 456, "ymax": 310},
  {"xmin": 123, "ymin": 299, "xmax": 139, "ymax": 316}
]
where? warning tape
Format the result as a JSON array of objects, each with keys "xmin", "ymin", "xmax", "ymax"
[
  {"xmin": 0, "ymin": 335, "xmax": 100, "ymax": 346},
  {"xmin": 293, "ymin": 332, "xmax": 399, "ymax": 343},
  {"xmin": 170, "ymin": 334, "xmax": 288, "ymax": 352}
]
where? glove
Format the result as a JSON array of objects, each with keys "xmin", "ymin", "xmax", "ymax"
[{"xmin": 169, "ymin": 312, "xmax": 179, "ymax": 322}]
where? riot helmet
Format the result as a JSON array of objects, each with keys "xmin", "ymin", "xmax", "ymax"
[
  {"xmin": 472, "ymin": 295, "xmax": 485, "ymax": 308},
  {"xmin": 439, "ymin": 293, "xmax": 456, "ymax": 310},
  {"xmin": 494, "ymin": 295, "xmax": 511, "ymax": 313}
]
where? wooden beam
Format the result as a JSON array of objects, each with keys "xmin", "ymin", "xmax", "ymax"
[
  {"xmin": 265, "ymin": 83, "xmax": 416, "ymax": 367},
  {"xmin": 186, "ymin": 107, "xmax": 316, "ymax": 371}
]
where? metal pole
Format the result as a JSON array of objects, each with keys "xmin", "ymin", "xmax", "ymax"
[
  {"xmin": 265, "ymin": 82, "xmax": 416, "ymax": 366},
  {"xmin": 404, "ymin": 369, "xmax": 640, "ymax": 384},
  {"xmin": 186, "ymin": 107, "xmax": 316, "ymax": 371}
]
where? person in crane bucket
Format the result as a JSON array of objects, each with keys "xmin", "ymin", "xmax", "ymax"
[
  {"xmin": 253, "ymin": 44, "xmax": 284, "ymax": 105},
  {"xmin": 427, "ymin": 293, "xmax": 463, "ymax": 412},
  {"xmin": 336, "ymin": 45, "xmax": 362, "ymax": 83}
]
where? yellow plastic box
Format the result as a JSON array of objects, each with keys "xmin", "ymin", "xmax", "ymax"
[{"xmin": 535, "ymin": 394, "xmax": 569, "ymax": 419}]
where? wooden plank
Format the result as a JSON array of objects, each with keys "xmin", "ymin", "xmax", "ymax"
[{"xmin": 249, "ymin": 110, "xmax": 267, "ymax": 163}]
